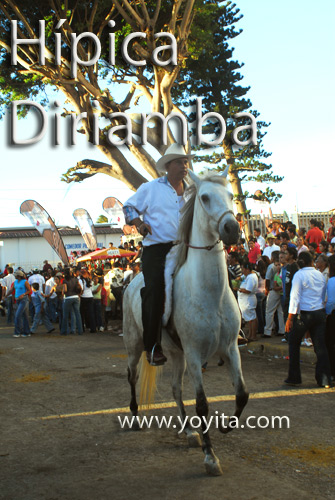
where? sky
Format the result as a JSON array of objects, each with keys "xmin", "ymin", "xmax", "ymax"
[{"xmin": 0, "ymin": 0, "xmax": 334, "ymax": 229}]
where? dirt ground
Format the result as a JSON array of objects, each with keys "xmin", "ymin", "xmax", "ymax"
[{"xmin": 1, "ymin": 317, "xmax": 334, "ymax": 500}]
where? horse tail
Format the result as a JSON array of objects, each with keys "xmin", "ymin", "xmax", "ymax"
[{"xmin": 138, "ymin": 352, "xmax": 163, "ymax": 409}]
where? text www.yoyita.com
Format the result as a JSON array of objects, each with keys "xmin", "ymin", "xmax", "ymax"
[{"xmin": 118, "ymin": 412, "xmax": 290, "ymax": 434}]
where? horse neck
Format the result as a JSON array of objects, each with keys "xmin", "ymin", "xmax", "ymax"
[{"xmin": 184, "ymin": 203, "xmax": 229, "ymax": 288}]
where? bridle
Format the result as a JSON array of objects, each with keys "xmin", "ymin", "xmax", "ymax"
[{"xmin": 185, "ymin": 198, "xmax": 235, "ymax": 251}]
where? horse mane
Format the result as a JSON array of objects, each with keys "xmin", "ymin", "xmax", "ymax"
[{"xmin": 175, "ymin": 173, "xmax": 228, "ymax": 273}]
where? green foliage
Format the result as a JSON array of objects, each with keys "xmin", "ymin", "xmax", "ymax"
[{"xmin": 173, "ymin": 0, "xmax": 282, "ymax": 206}]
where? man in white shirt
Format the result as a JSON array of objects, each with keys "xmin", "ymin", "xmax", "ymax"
[
  {"xmin": 123, "ymin": 144, "xmax": 194, "ymax": 366},
  {"xmin": 253, "ymin": 228, "xmax": 266, "ymax": 251},
  {"xmin": 285, "ymin": 251, "xmax": 331, "ymax": 388},
  {"xmin": 45, "ymin": 271, "xmax": 57, "ymax": 323},
  {"xmin": 262, "ymin": 234, "xmax": 280, "ymax": 260}
]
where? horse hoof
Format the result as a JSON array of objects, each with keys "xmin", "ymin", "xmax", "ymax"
[
  {"xmin": 204, "ymin": 455, "xmax": 223, "ymax": 476},
  {"xmin": 130, "ymin": 419, "xmax": 141, "ymax": 431},
  {"xmin": 219, "ymin": 418, "xmax": 234, "ymax": 434},
  {"xmin": 186, "ymin": 431, "xmax": 202, "ymax": 448}
]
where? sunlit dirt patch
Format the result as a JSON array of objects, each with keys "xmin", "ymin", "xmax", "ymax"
[
  {"xmin": 14, "ymin": 372, "xmax": 51, "ymax": 383},
  {"xmin": 275, "ymin": 445, "xmax": 335, "ymax": 468}
]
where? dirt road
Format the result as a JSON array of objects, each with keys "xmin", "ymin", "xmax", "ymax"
[{"xmin": 1, "ymin": 319, "xmax": 334, "ymax": 500}]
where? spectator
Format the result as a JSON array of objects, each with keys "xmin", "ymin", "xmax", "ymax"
[
  {"xmin": 283, "ymin": 247, "xmax": 299, "ymax": 322},
  {"xmin": 263, "ymin": 251, "xmax": 285, "ymax": 338},
  {"xmin": 319, "ymin": 240, "xmax": 331, "ymax": 257},
  {"xmin": 80, "ymin": 269, "xmax": 96, "ymax": 333},
  {"xmin": 253, "ymin": 228, "xmax": 266, "ymax": 251},
  {"xmin": 2, "ymin": 266, "xmax": 15, "ymax": 324},
  {"xmin": 262, "ymin": 234, "xmax": 280, "ymax": 260},
  {"xmin": 30, "ymin": 283, "xmax": 55, "ymax": 334},
  {"xmin": 6, "ymin": 270, "xmax": 31, "ymax": 338},
  {"xmin": 255, "ymin": 259, "xmax": 267, "ymax": 335},
  {"xmin": 45, "ymin": 270, "xmax": 57, "ymax": 323},
  {"xmin": 43, "ymin": 260, "xmax": 53, "ymax": 273},
  {"xmin": 228, "ymin": 251, "xmax": 242, "ymax": 292},
  {"xmin": 325, "ymin": 255, "xmax": 335, "ymax": 380},
  {"xmin": 285, "ymin": 251, "xmax": 331, "ymax": 388},
  {"xmin": 248, "ymin": 237, "xmax": 261, "ymax": 265},
  {"xmin": 326, "ymin": 217, "xmax": 335, "ymax": 243},
  {"xmin": 279, "ymin": 232, "xmax": 296, "ymax": 248},
  {"xmin": 61, "ymin": 268, "xmax": 83, "ymax": 336},
  {"xmin": 92, "ymin": 273, "xmax": 104, "ymax": 332},
  {"xmin": 288, "ymin": 225, "xmax": 298, "ymax": 245},
  {"xmin": 315, "ymin": 254, "xmax": 329, "ymax": 283},
  {"xmin": 306, "ymin": 219, "xmax": 324, "ymax": 252},
  {"xmin": 296, "ymin": 236, "xmax": 309, "ymax": 255},
  {"xmin": 110, "ymin": 262, "xmax": 124, "ymax": 319},
  {"xmin": 238, "ymin": 261, "xmax": 258, "ymax": 341}
]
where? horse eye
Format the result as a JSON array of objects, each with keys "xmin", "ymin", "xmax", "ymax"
[{"xmin": 201, "ymin": 194, "xmax": 209, "ymax": 203}]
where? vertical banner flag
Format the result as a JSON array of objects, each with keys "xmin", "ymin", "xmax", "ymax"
[
  {"xmin": 20, "ymin": 200, "xmax": 69, "ymax": 265},
  {"xmin": 102, "ymin": 197, "xmax": 125, "ymax": 227},
  {"xmin": 72, "ymin": 208, "xmax": 98, "ymax": 251},
  {"xmin": 102, "ymin": 197, "xmax": 139, "ymax": 235}
]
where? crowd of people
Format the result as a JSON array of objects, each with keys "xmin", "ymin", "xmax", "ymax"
[
  {"xmin": 0, "ymin": 245, "xmax": 142, "ymax": 339},
  {"xmin": 228, "ymin": 216, "xmax": 335, "ymax": 387},
  {"xmin": 1, "ymin": 215, "xmax": 334, "ymax": 387}
]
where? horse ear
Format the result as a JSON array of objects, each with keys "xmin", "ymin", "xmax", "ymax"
[
  {"xmin": 187, "ymin": 169, "xmax": 201, "ymax": 188},
  {"xmin": 221, "ymin": 165, "xmax": 230, "ymax": 178}
]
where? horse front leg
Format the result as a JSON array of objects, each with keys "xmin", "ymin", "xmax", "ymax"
[
  {"xmin": 196, "ymin": 388, "xmax": 223, "ymax": 475},
  {"xmin": 186, "ymin": 360, "xmax": 223, "ymax": 476},
  {"xmin": 170, "ymin": 349, "xmax": 201, "ymax": 447},
  {"xmin": 219, "ymin": 343, "xmax": 249, "ymax": 434}
]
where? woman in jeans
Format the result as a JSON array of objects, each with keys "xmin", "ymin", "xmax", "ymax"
[
  {"xmin": 6, "ymin": 270, "xmax": 31, "ymax": 338},
  {"xmin": 61, "ymin": 268, "xmax": 83, "ymax": 335}
]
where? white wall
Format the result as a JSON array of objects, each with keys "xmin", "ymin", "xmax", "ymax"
[{"xmin": 0, "ymin": 231, "xmax": 123, "ymax": 271}]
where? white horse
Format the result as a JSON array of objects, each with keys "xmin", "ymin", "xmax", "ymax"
[{"xmin": 122, "ymin": 169, "xmax": 249, "ymax": 476}]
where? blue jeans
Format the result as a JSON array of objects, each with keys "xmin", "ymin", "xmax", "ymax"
[
  {"xmin": 47, "ymin": 297, "xmax": 58, "ymax": 323},
  {"xmin": 61, "ymin": 297, "xmax": 83, "ymax": 334},
  {"xmin": 31, "ymin": 304, "xmax": 53, "ymax": 333},
  {"xmin": 287, "ymin": 309, "xmax": 331, "ymax": 386},
  {"xmin": 14, "ymin": 297, "xmax": 30, "ymax": 335}
]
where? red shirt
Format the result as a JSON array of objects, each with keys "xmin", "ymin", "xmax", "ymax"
[
  {"xmin": 306, "ymin": 227, "xmax": 323, "ymax": 252},
  {"xmin": 248, "ymin": 243, "xmax": 261, "ymax": 264}
]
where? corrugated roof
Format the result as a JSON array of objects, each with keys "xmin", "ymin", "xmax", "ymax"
[{"xmin": 0, "ymin": 225, "xmax": 122, "ymax": 239}]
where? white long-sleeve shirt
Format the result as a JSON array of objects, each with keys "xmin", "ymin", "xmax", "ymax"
[
  {"xmin": 123, "ymin": 176, "xmax": 188, "ymax": 247},
  {"xmin": 289, "ymin": 267, "xmax": 327, "ymax": 314}
]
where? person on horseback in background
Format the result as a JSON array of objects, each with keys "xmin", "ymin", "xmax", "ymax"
[{"xmin": 123, "ymin": 144, "xmax": 194, "ymax": 366}]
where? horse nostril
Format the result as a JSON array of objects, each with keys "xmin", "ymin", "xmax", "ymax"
[{"xmin": 224, "ymin": 222, "xmax": 231, "ymax": 234}]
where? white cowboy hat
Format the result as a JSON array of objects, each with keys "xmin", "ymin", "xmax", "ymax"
[{"xmin": 156, "ymin": 144, "xmax": 194, "ymax": 174}]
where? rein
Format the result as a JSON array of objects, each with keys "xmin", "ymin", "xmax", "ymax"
[{"xmin": 185, "ymin": 208, "xmax": 234, "ymax": 251}]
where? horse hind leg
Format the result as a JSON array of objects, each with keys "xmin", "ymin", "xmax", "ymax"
[
  {"xmin": 170, "ymin": 349, "xmax": 201, "ymax": 448},
  {"xmin": 127, "ymin": 348, "xmax": 143, "ymax": 430},
  {"xmin": 219, "ymin": 344, "xmax": 249, "ymax": 434}
]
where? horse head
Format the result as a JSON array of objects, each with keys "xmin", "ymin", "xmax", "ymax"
[{"xmin": 188, "ymin": 169, "xmax": 240, "ymax": 246}]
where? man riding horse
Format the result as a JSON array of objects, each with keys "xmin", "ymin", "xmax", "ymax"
[{"xmin": 123, "ymin": 144, "xmax": 193, "ymax": 366}]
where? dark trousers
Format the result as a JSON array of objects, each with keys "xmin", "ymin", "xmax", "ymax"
[
  {"xmin": 325, "ymin": 311, "xmax": 335, "ymax": 378},
  {"xmin": 80, "ymin": 297, "xmax": 96, "ymax": 332},
  {"xmin": 288, "ymin": 309, "xmax": 331, "ymax": 386},
  {"xmin": 141, "ymin": 242, "xmax": 173, "ymax": 352},
  {"xmin": 111, "ymin": 287, "xmax": 123, "ymax": 319}
]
